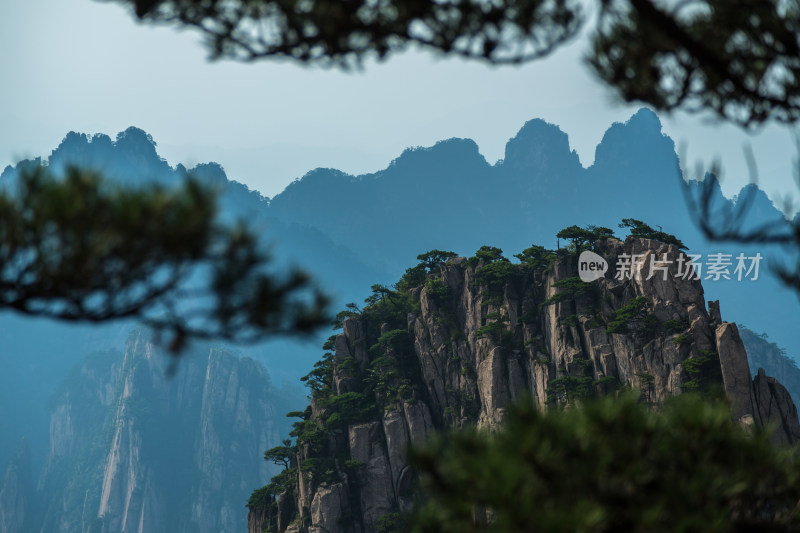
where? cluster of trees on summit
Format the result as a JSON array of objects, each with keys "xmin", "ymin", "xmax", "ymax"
[
  {"xmin": 556, "ymin": 218, "xmax": 686, "ymax": 251},
  {"xmin": 252, "ymin": 223, "xmax": 800, "ymax": 532}
]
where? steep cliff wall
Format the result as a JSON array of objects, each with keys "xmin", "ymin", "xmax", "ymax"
[
  {"xmin": 32, "ymin": 330, "xmax": 287, "ymax": 533},
  {"xmin": 248, "ymin": 237, "xmax": 800, "ymax": 533}
]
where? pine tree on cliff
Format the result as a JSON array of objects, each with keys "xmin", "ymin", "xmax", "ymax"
[
  {"xmin": 410, "ymin": 393, "xmax": 800, "ymax": 532},
  {"xmin": 0, "ymin": 166, "xmax": 328, "ymax": 353}
]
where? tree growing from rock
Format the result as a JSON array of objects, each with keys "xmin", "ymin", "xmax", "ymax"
[{"xmin": 619, "ymin": 218, "xmax": 687, "ymax": 249}]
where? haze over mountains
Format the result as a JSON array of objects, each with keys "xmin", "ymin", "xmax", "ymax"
[
  {"xmin": 268, "ymin": 109, "xmax": 796, "ymax": 353},
  {"xmin": 0, "ymin": 108, "xmax": 798, "ymax": 532}
]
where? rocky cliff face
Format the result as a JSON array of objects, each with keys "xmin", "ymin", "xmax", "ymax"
[
  {"xmin": 248, "ymin": 237, "xmax": 800, "ymax": 533},
  {"xmin": 31, "ymin": 330, "xmax": 287, "ymax": 533}
]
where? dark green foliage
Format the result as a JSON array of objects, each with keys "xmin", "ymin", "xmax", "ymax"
[
  {"xmin": 370, "ymin": 329, "xmax": 412, "ymax": 356},
  {"xmin": 475, "ymin": 320, "xmax": 505, "ymax": 343},
  {"xmin": 635, "ymin": 372, "xmax": 656, "ymax": 403},
  {"xmin": 248, "ymin": 460, "xmax": 299, "ymax": 513},
  {"xmin": 0, "ymin": 166, "xmax": 329, "ymax": 353},
  {"xmin": 514, "ymin": 244, "xmax": 557, "ymax": 270},
  {"xmin": 585, "ymin": 313, "xmax": 605, "ymax": 329},
  {"xmin": 561, "ymin": 314, "xmax": 579, "ymax": 327},
  {"xmin": 322, "ymin": 334, "xmax": 339, "ymax": 351},
  {"xmin": 299, "ymin": 457, "xmax": 320, "ymax": 473},
  {"xmin": 267, "ymin": 466, "xmax": 297, "ymax": 495},
  {"xmin": 246, "ymin": 485, "xmax": 274, "ymax": 510},
  {"xmin": 619, "ymin": 218, "xmax": 687, "ymax": 250},
  {"xmin": 416, "ymin": 250, "xmax": 458, "ymax": 273},
  {"xmin": 343, "ymin": 459, "xmax": 366, "ymax": 470},
  {"xmin": 367, "ymin": 330, "xmax": 418, "ymax": 405},
  {"xmin": 376, "ymin": 512, "xmax": 406, "ymax": 533},
  {"xmin": 322, "ymin": 392, "xmax": 374, "ymax": 428},
  {"xmin": 424, "ymin": 278, "xmax": 451, "ymax": 304},
  {"xmin": 681, "ymin": 350, "xmax": 721, "ymax": 395},
  {"xmin": 474, "ymin": 259, "xmax": 516, "ymax": 301},
  {"xmin": 673, "ymin": 333, "xmax": 691, "ymax": 346},
  {"xmin": 396, "ymin": 265, "xmax": 427, "ymax": 292},
  {"xmin": 639, "ymin": 315, "xmax": 661, "ymax": 338},
  {"xmin": 300, "ymin": 351, "xmax": 335, "ymax": 395},
  {"xmin": 338, "ymin": 356, "xmax": 358, "ymax": 373},
  {"xmin": 366, "ymin": 353, "xmax": 414, "ymax": 405},
  {"xmin": 556, "ymin": 225, "xmax": 595, "ymax": 252},
  {"xmin": 117, "ymin": 0, "xmax": 581, "ymax": 68},
  {"xmin": 545, "ymin": 358, "xmax": 609, "ymax": 405},
  {"xmin": 590, "ymin": 0, "xmax": 800, "ymax": 127},
  {"xmin": 333, "ymin": 303, "xmax": 361, "ymax": 329},
  {"xmin": 365, "ymin": 284, "xmax": 396, "ymax": 306},
  {"xmin": 473, "ymin": 245, "xmax": 505, "ymax": 264},
  {"xmin": 546, "ymin": 375, "xmax": 596, "ymax": 404},
  {"xmin": 606, "ymin": 296, "xmax": 657, "ymax": 337},
  {"xmin": 586, "ymin": 225, "xmax": 615, "ymax": 243},
  {"xmin": 664, "ymin": 317, "xmax": 691, "ymax": 333},
  {"xmin": 409, "ymin": 393, "xmax": 800, "ymax": 532},
  {"xmin": 398, "ymin": 249, "xmax": 457, "ymax": 293},
  {"xmin": 543, "ymin": 277, "xmax": 596, "ymax": 305},
  {"xmin": 263, "ymin": 440, "xmax": 293, "ymax": 469},
  {"xmin": 360, "ymin": 285, "xmax": 418, "ymax": 331},
  {"xmin": 476, "ymin": 314, "xmax": 515, "ymax": 349},
  {"xmin": 289, "ymin": 419, "xmax": 326, "ymax": 454},
  {"xmin": 556, "ymin": 224, "xmax": 615, "ymax": 252},
  {"xmin": 594, "ymin": 375, "xmax": 621, "ymax": 391}
]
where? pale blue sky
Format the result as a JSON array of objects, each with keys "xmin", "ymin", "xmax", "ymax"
[{"xmin": 1, "ymin": 0, "xmax": 799, "ymax": 207}]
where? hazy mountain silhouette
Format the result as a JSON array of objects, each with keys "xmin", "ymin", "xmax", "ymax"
[{"xmin": 265, "ymin": 109, "xmax": 795, "ymax": 361}]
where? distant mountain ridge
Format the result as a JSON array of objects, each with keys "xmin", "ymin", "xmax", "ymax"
[
  {"xmin": 0, "ymin": 331, "xmax": 298, "ymax": 533},
  {"xmin": 1, "ymin": 110, "xmax": 795, "ymax": 395},
  {"xmin": 263, "ymin": 109, "xmax": 796, "ymax": 358}
]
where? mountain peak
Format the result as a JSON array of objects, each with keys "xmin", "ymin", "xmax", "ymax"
[
  {"xmin": 500, "ymin": 117, "xmax": 581, "ymax": 175},
  {"xmin": 115, "ymin": 126, "xmax": 158, "ymax": 149},
  {"xmin": 628, "ymin": 107, "xmax": 662, "ymax": 130},
  {"xmin": 590, "ymin": 108, "xmax": 677, "ymax": 181},
  {"xmin": 387, "ymin": 137, "xmax": 486, "ymax": 174}
]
